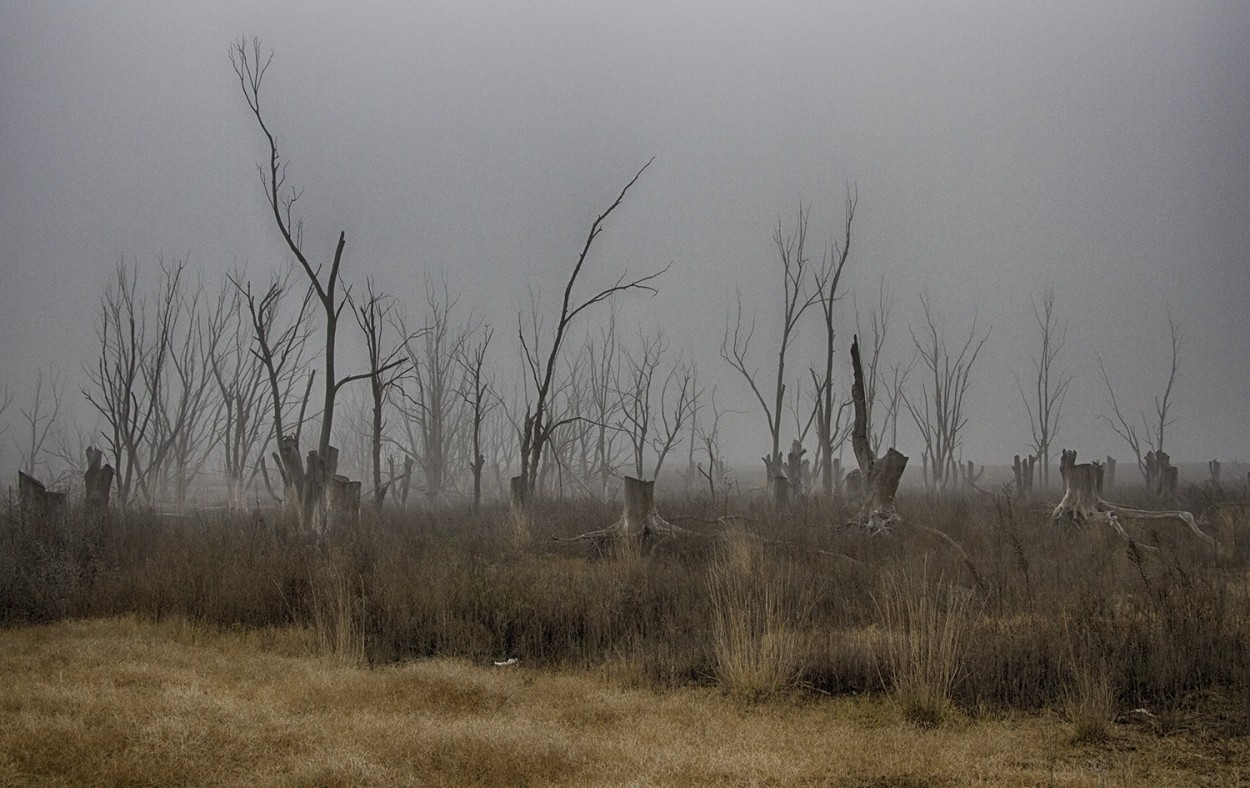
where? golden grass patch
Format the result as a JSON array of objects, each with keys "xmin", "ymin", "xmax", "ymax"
[{"xmin": 0, "ymin": 616, "xmax": 1246, "ymax": 786}]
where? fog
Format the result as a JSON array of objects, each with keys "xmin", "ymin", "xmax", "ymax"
[{"xmin": 2, "ymin": 2, "xmax": 1249, "ymax": 491}]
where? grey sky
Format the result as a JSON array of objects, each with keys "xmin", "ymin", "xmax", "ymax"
[{"xmin": 2, "ymin": 1, "xmax": 1248, "ymax": 477}]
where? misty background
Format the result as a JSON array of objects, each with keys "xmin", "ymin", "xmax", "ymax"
[{"xmin": 2, "ymin": 1, "xmax": 1248, "ymax": 492}]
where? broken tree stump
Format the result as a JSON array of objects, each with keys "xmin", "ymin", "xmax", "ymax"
[
  {"xmin": 555, "ymin": 476, "xmax": 691, "ymax": 547},
  {"xmin": 786, "ymin": 440, "xmax": 806, "ymax": 498},
  {"xmin": 1012, "ymin": 454, "xmax": 1035, "ymax": 500},
  {"xmin": 773, "ymin": 474, "xmax": 791, "ymax": 509},
  {"xmin": 18, "ymin": 471, "xmax": 66, "ymax": 519},
  {"xmin": 326, "ymin": 474, "xmax": 361, "ymax": 530},
  {"xmin": 1208, "ymin": 459, "xmax": 1221, "ymax": 487},
  {"xmin": 848, "ymin": 335, "xmax": 908, "ymax": 531},
  {"xmin": 1104, "ymin": 456, "xmax": 1116, "ymax": 492},
  {"xmin": 1051, "ymin": 449, "xmax": 1213, "ymax": 546},
  {"xmin": 84, "ymin": 446, "xmax": 114, "ymax": 512}
]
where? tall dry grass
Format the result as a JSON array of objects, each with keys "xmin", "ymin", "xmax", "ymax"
[
  {"xmin": 706, "ymin": 529, "xmax": 808, "ymax": 699},
  {"xmin": 1, "ymin": 485, "xmax": 1247, "ymax": 729},
  {"xmin": 875, "ymin": 566, "xmax": 977, "ymax": 726}
]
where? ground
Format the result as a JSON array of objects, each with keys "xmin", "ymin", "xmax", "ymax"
[{"xmin": 1, "ymin": 617, "xmax": 1245, "ymax": 786}]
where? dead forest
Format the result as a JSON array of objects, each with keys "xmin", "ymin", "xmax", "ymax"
[{"xmin": 3, "ymin": 39, "xmax": 1249, "ymax": 736}]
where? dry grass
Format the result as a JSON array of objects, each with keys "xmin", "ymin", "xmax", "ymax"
[
  {"xmin": 876, "ymin": 568, "xmax": 977, "ymax": 727},
  {"xmin": 3, "ymin": 616, "xmax": 1247, "ymax": 786},
  {"xmin": 706, "ymin": 530, "xmax": 806, "ymax": 699}
]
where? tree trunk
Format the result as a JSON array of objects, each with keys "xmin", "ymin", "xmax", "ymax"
[
  {"xmin": 19, "ymin": 471, "xmax": 66, "ymax": 519},
  {"xmin": 84, "ymin": 446, "xmax": 115, "ymax": 513},
  {"xmin": 849, "ymin": 336, "xmax": 908, "ymax": 530},
  {"xmin": 327, "ymin": 474, "xmax": 361, "ymax": 531},
  {"xmin": 1051, "ymin": 449, "xmax": 1213, "ymax": 545}
]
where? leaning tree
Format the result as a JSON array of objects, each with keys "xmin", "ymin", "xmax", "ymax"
[{"xmin": 515, "ymin": 158, "xmax": 666, "ymax": 500}]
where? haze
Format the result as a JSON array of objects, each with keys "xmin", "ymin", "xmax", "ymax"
[{"xmin": 2, "ymin": 1, "xmax": 1248, "ymax": 486}]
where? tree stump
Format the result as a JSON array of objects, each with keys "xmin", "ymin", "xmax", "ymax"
[
  {"xmin": 327, "ymin": 474, "xmax": 361, "ymax": 530},
  {"xmin": 1104, "ymin": 456, "xmax": 1116, "ymax": 492},
  {"xmin": 848, "ymin": 336, "xmax": 908, "ymax": 531},
  {"xmin": 773, "ymin": 474, "xmax": 791, "ymax": 509},
  {"xmin": 18, "ymin": 471, "xmax": 66, "ymax": 520},
  {"xmin": 555, "ymin": 476, "xmax": 688, "ymax": 548},
  {"xmin": 1012, "ymin": 454, "xmax": 1035, "ymax": 500},
  {"xmin": 510, "ymin": 475, "xmax": 528, "ymax": 510},
  {"xmin": 1051, "ymin": 449, "xmax": 1212, "ymax": 545},
  {"xmin": 84, "ymin": 446, "xmax": 114, "ymax": 512},
  {"xmin": 1208, "ymin": 459, "xmax": 1221, "ymax": 487},
  {"xmin": 785, "ymin": 440, "xmax": 806, "ymax": 498}
]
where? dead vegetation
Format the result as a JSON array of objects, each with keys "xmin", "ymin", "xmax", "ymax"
[{"xmin": 0, "ymin": 487, "xmax": 1247, "ymax": 783}]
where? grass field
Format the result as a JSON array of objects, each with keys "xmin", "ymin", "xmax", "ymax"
[
  {"xmin": 3, "ymin": 616, "xmax": 1247, "ymax": 786},
  {"xmin": 1, "ymin": 490, "xmax": 1248, "ymax": 784}
]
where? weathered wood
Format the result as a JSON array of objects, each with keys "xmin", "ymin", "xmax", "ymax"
[
  {"xmin": 84, "ymin": 446, "xmax": 114, "ymax": 512},
  {"xmin": 327, "ymin": 474, "xmax": 361, "ymax": 529},
  {"xmin": 1012, "ymin": 454, "xmax": 1035, "ymax": 500},
  {"xmin": 556, "ymin": 475, "xmax": 691, "ymax": 545},
  {"xmin": 785, "ymin": 440, "xmax": 806, "ymax": 498},
  {"xmin": 1208, "ymin": 459, "xmax": 1221, "ymax": 487},
  {"xmin": 1104, "ymin": 456, "xmax": 1116, "ymax": 492},
  {"xmin": 849, "ymin": 335, "xmax": 908, "ymax": 530},
  {"xmin": 1052, "ymin": 449, "xmax": 1212, "ymax": 546},
  {"xmin": 18, "ymin": 471, "xmax": 66, "ymax": 518},
  {"xmin": 773, "ymin": 474, "xmax": 790, "ymax": 509},
  {"xmin": 510, "ymin": 475, "xmax": 528, "ymax": 510}
]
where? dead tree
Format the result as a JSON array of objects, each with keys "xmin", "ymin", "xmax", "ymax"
[
  {"xmin": 556, "ymin": 476, "xmax": 688, "ymax": 548},
  {"xmin": 232, "ymin": 270, "xmax": 315, "ymax": 512},
  {"xmin": 83, "ymin": 259, "xmax": 165, "ymax": 508},
  {"xmin": 1012, "ymin": 454, "xmax": 1036, "ymax": 500},
  {"xmin": 19, "ymin": 365, "xmax": 64, "ymax": 480},
  {"xmin": 849, "ymin": 335, "xmax": 908, "ymax": 530},
  {"xmin": 517, "ymin": 159, "xmax": 666, "ymax": 499},
  {"xmin": 83, "ymin": 446, "xmax": 114, "ymax": 512},
  {"xmin": 1051, "ymin": 449, "xmax": 1212, "ymax": 545},
  {"xmin": 722, "ymin": 205, "xmax": 822, "ymax": 491},
  {"xmin": 352, "ymin": 281, "xmax": 412, "ymax": 508},
  {"xmin": 1104, "ymin": 456, "xmax": 1116, "ymax": 492},
  {"xmin": 456, "ymin": 326, "xmax": 495, "ymax": 512},
  {"xmin": 811, "ymin": 188, "xmax": 856, "ymax": 497},
  {"xmin": 1097, "ymin": 313, "xmax": 1181, "ymax": 494},
  {"xmin": 585, "ymin": 307, "xmax": 625, "ymax": 498},
  {"xmin": 232, "ymin": 38, "xmax": 378, "ymax": 525},
  {"xmin": 18, "ymin": 471, "xmax": 66, "ymax": 520},
  {"xmin": 616, "ymin": 330, "xmax": 699, "ymax": 483},
  {"xmin": 903, "ymin": 295, "xmax": 989, "ymax": 490},
  {"xmin": 1015, "ymin": 287, "xmax": 1071, "ymax": 491}
]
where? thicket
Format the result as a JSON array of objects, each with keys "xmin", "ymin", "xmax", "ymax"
[{"xmin": 2, "ymin": 489, "xmax": 1247, "ymax": 732}]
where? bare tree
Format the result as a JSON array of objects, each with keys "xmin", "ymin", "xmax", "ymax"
[
  {"xmin": 615, "ymin": 330, "xmax": 699, "ymax": 481},
  {"xmin": 1097, "ymin": 312, "xmax": 1181, "ymax": 492},
  {"xmin": 722, "ymin": 205, "xmax": 822, "ymax": 488},
  {"xmin": 396, "ymin": 278, "xmax": 468, "ymax": 504},
  {"xmin": 810, "ymin": 188, "xmax": 856, "ymax": 496},
  {"xmin": 1015, "ymin": 287, "xmax": 1071, "ymax": 491},
  {"xmin": 352, "ymin": 280, "xmax": 412, "ymax": 507},
  {"xmin": 516, "ymin": 159, "xmax": 665, "ymax": 498},
  {"xmin": 19, "ymin": 365, "xmax": 64, "ymax": 479},
  {"xmin": 229, "ymin": 269, "xmax": 317, "ymax": 509},
  {"xmin": 903, "ymin": 294, "xmax": 990, "ymax": 490},
  {"xmin": 585, "ymin": 305, "xmax": 625, "ymax": 497},
  {"xmin": 456, "ymin": 325, "xmax": 495, "ymax": 511},
  {"xmin": 84, "ymin": 259, "xmax": 161, "ymax": 508},
  {"xmin": 693, "ymin": 386, "xmax": 733, "ymax": 502},
  {"xmin": 232, "ymin": 38, "xmax": 377, "ymax": 522}
]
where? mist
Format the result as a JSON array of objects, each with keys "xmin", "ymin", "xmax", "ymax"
[{"xmin": 3, "ymin": 1, "xmax": 1249, "ymax": 495}]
